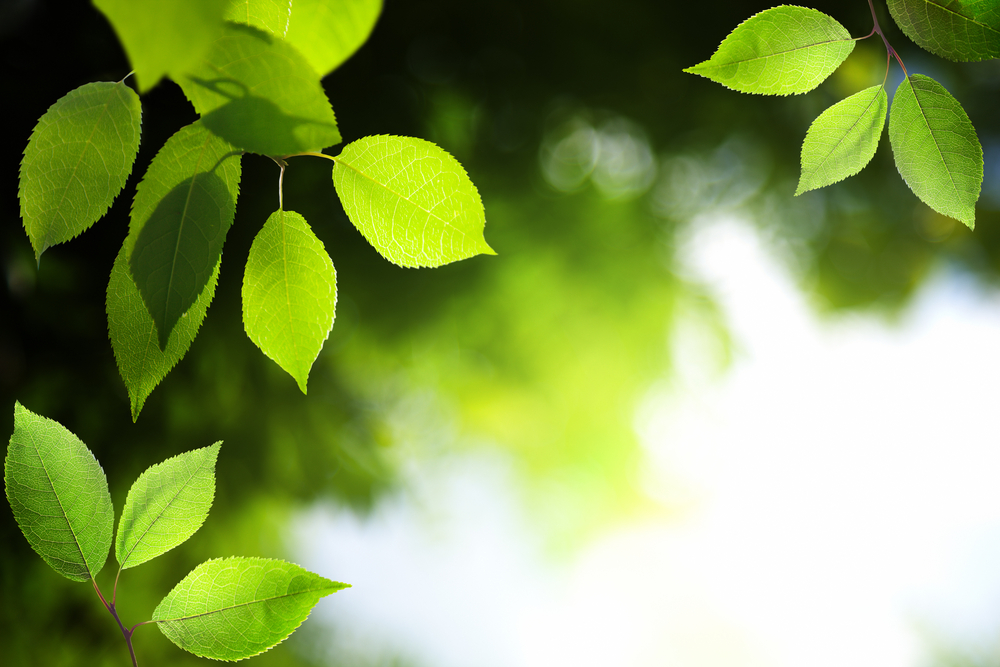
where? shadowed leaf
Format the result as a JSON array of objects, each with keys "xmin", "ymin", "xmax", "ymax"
[{"xmin": 887, "ymin": 0, "xmax": 1000, "ymax": 61}]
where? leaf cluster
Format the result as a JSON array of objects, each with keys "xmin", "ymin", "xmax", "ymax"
[
  {"xmin": 684, "ymin": 1, "xmax": 994, "ymax": 229},
  {"xmin": 4, "ymin": 401, "xmax": 347, "ymax": 663}
]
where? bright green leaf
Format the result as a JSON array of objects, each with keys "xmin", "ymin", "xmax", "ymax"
[
  {"xmin": 285, "ymin": 0, "xmax": 382, "ymax": 76},
  {"xmin": 684, "ymin": 6, "xmax": 855, "ymax": 95},
  {"xmin": 242, "ymin": 210, "xmax": 337, "ymax": 394},
  {"xmin": 889, "ymin": 74, "xmax": 982, "ymax": 229},
  {"xmin": 108, "ymin": 245, "xmax": 221, "ymax": 421},
  {"xmin": 332, "ymin": 135, "xmax": 494, "ymax": 268},
  {"xmin": 177, "ymin": 23, "xmax": 341, "ymax": 155},
  {"xmin": 796, "ymin": 85, "xmax": 888, "ymax": 195},
  {"xmin": 153, "ymin": 557, "xmax": 349, "ymax": 660},
  {"xmin": 224, "ymin": 0, "xmax": 292, "ymax": 36},
  {"xmin": 93, "ymin": 0, "xmax": 228, "ymax": 92},
  {"xmin": 127, "ymin": 121, "xmax": 242, "ymax": 350},
  {"xmin": 4, "ymin": 402, "xmax": 113, "ymax": 582},
  {"xmin": 116, "ymin": 442, "xmax": 220, "ymax": 570},
  {"xmin": 18, "ymin": 81, "xmax": 141, "ymax": 262},
  {"xmin": 887, "ymin": 0, "xmax": 1000, "ymax": 61}
]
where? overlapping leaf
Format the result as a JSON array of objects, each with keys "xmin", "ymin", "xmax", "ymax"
[
  {"xmin": 126, "ymin": 121, "xmax": 242, "ymax": 350},
  {"xmin": 796, "ymin": 85, "xmax": 888, "ymax": 195},
  {"xmin": 19, "ymin": 81, "xmax": 141, "ymax": 262},
  {"xmin": 887, "ymin": 0, "xmax": 1000, "ymax": 61},
  {"xmin": 332, "ymin": 135, "xmax": 494, "ymax": 267},
  {"xmin": 93, "ymin": 0, "xmax": 228, "ymax": 92},
  {"xmin": 889, "ymin": 74, "xmax": 982, "ymax": 228},
  {"xmin": 242, "ymin": 210, "xmax": 337, "ymax": 394},
  {"xmin": 116, "ymin": 443, "xmax": 220, "ymax": 570},
  {"xmin": 684, "ymin": 6, "xmax": 855, "ymax": 95},
  {"xmin": 5, "ymin": 402, "xmax": 113, "ymax": 582},
  {"xmin": 224, "ymin": 0, "xmax": 292, "ymax": 36},
  {"xmin": 108, "ymin": 245, "xmax": 221, "ymax": 421},
  {"xmin": 177, "ymin": 23, "xmax": 341, "ymax": 155},
  {"xmin": 154, "ymin": 557, "xmax": 349, "ymax": 660},
  {"xmin": 285, "ymin": 0, "xmax": 382, "ymax": 76}
]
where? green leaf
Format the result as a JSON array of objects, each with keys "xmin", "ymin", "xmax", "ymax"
[
  {"xmin": 127, "ymin": 121, "xmax": 242, "ymax": 350},
  {"xmin": 108, "ymin": 244, "xmax": 221, "ymax": 421},
  {"xmin": 18, "ymin": 81, "xmax": 141, "ymax": 262},
  {"xmin": 796, "ymin": 85, "xmax": 888, "ymax": 195},
  {"xmin": 93, "ymin": 0, "xmax": 228, "ymax": 92},
  {"xmin": 116, "ymin": 442, "xmax": 220, "ymax": 570},
  {"xmin": 224, "ymin": 0, "xmax": 292, "ymax": 36},
  {"xmin": 4, "ymin": 402, "xmax": 113, "ymax": 582},
  {"xmin": 285, "ymin": 0, "xmax": 382, "ymax": 76},
  {"xmin": 684, "ymin": 6, "xmax": 855, "ymax": 95},
  {"xmin": 177, "ymin": 23, "xmax": 341, "ymax": 155},
  {"xmin": 887, "ymin": 0, "xmax": 1000, "ymax": 61},
  {"xmin": 332, "ymin": 135, "xmax": 494, "ymax": 268},
  {"xmin": 242, "ymin": 211, "xmax": 337, "ymax": 394},
  {"xmin": 889, "ymin": 74, "xmax": 983, "ymax": 229},
  {"xmin": 153, "ymin": 557, "xmax": 349, "ymax": 661}
]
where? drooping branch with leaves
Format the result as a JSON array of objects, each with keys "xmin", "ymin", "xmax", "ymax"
[{"xmin": 684, "ymin": 0, "xmax": 995, "ymax": 229}]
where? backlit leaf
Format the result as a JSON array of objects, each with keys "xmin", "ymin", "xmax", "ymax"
[
  {"xmin": 177, "ymin": 23, "xmax": 341, "ymax": 155},
  {"xmin": 108, "ymin": 245, "xmax": 221, "ymax": 421},
  {"xmin": 285, "ymin": 0, "xmax": 382, "ymax": 76},
  {"xmin": 224, "ymin": 0, "xmax": 292, "ymax": 36},
  {"xmin": 19, "ymin": 81, "xmax": 141, "ymax": 262},
  {"xmin": 116, "ymin": 442, "xmax": 220, "ymax": 570},
  {"xmin": 93, "ymin": 0, "xmax": 228, "ymax": 92},
  {"xmin": 154, "ymin": 557, "xmax": 349, "ymax": 661},
  {"xmin": 889, "ymin": 74, "xmax": 982, "ymax": 228},
  {"xmin": 5, "ymin": 402, "xmax": 113, "ymax": 582},
  {"xmin": 242, "ymin": 210, "xmax": 337, "ymax": 394},
  {"xmin": 684, "ymin": 6, "xmax": 854, "ymax": 95},
  {"xmin": 887, "ymin": 0, "xmax": 1000, "ymax": 61},
  {"xmin": 127, "ymin": 121, "xmax": 241, "ymax": 350},
  {"xmin": 332, "ymin": 135, "xmax": 494, "ymax": 267},
  {"xmin": 796, "ymin": 85, "xmax": 888, "ymax": 195}
]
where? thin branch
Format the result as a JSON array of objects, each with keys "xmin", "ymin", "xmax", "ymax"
[{"xmin": 867, "ymin": 0, "xmax": 908, "ymax": 77}]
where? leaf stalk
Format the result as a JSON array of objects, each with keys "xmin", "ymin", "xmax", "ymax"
[{"xmin": 865, "ymin": 0, "xmax": 908, "ymax": 77}]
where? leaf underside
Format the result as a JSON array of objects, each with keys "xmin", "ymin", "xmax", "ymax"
[
  {"xmin": 889, "ymin": 74, "xmax": 982, "ymax": 229},
  {"xmin": 242, "ymin": 210, "xmax": 337, "ymax": 394},
  {"xmin": 154, "ymin": 557, "xmax": 349, "ymax": 661},
  {"xmin": 177, "ymin": 22, "xmax": 341, "ymax": 155},
  {"xmin": 5, "ymin": 402, "xmax": 113, "ymax": 582},
  {"xmin": 19, "ymin": 81, "xmax": 142, "ymax": 261},
  {"xmin": 284, "ymin": 0, "xmax": 383, "ymax": 76},
  {"xmin": 332, "ymin": 135, "xmax": 494, "ymax": 268},
  {"xmin": 223, "ymin": 0, "xmax": 292, "ymax": 36},
  {"xmin": 93, "ymin": 0, "xmax": 229, "ymax": 92},
  {"xmin": 126, "ymin": 121, "xmax": 242, "ymax": 350},
  {"xmin": 683, "ymin": 5, "xmax": 855, "ymax": 95},
  {"xmin": 116, "ymin": 442, "xmax": 220, "ymax": 570},
  {"xmin": 796, "ymin": 85, "xmax": 888, "ymax": 195},
  {"xmin": 108, "ymin": 244, "xmax": 221, "ymax": 421},
  {"xmin": 887, "ymin": 0, "xmax": 1000, "ymax": 61}
]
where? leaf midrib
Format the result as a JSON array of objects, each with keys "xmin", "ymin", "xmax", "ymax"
[
  {"xmin": 692, "ymin": 37, "xmax": 854, "ymax": 72},
  {"xmin": 908, "ymin": 77, "xmax": 963, "ymax": 201},
  {"xmin": 812, "ymin": 87, "xmax": 884, "ymax": 175},
  {"xmin": 155, "ymin": 583, "xmax": 339, "ymax": 624}
]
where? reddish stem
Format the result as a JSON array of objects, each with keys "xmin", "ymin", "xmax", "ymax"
[
  {"xmin": 866, "ymin": 0, "xmax": 908, "ymax": 77},
  {"xmin": 93, "ymin": 578, "xmax": 140, "ymax": 667}
]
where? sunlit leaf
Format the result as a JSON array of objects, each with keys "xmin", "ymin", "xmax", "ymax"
[
  {"xmin": 332, "ymin": 135, "xmax": 494, "ymax": 267},
  {"xmin": 127, "ymin": 121, "xmax": 242, "ymax": 350},
  {"xmin": 108, "ymin": 245, "xmax": 221, "ymax": 421},
  {"xmin": 177, "ymin": 23, "xmax": 341, "ymax": 155},
  {"xmin": 684, "ymin": 6, "xmax": 854, "ymax": 95},
  {"xmin": 889, "ymin": 74, "xmax": 982, "ymax": 228},
  {"xmin": 154, "ymin": 557, "xmax": 349, "ymax": 660},
  {"xmin": 4, "ymin": 402, "xmax": 113, "ymax": 582},
  {"xmin": 93, "ymin": 0, "xmax": 228, "ymax": 92},
  {"xmin": 242, "ymin": 210, "xmax": 336, "ymax": 394},
  {"xmin": 887, "ymin": 0, "xmax": 1000, "ymax": 61},
  {"xmin": 285, "ymin": 0, "xmax": 382, "ymax": 76},
  {"xmin": 796, "ymin": 85, "xmax": 887, "ymax": 195},
  {"xmin": 19, "ymin": 81, "xmax": 141, "ymax": 262},
  {"xmin": 116, "ymin": 442, "xmax": 220, "ymax": 570},
  {"xmin": 224, "ymin": 0, "xmax": 292, "ymax": 36}
]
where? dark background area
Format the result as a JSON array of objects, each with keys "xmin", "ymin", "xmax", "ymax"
[{"xmin": 2, "ymin": 1, "xmax": 1000, "ymax": 665}]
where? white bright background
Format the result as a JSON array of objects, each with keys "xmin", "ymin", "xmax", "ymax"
[{"xmin": 294, "ymin": 214, "xmax": 1000, "ymax": 667}]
